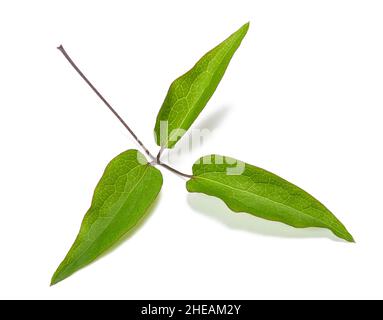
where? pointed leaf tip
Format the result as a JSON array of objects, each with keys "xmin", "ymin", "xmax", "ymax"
[
  {"xmin": 186, "ymin": 155, "xmax": 354, "ymax": 242},
  {"xmin": 154, "ymin": 23, "xmax": 249, "ymax": 148},
  {"xmin": 51, "ymin": 149, "xmax": 163, "ymax": 284}
]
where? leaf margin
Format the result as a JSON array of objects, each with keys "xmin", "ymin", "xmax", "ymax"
[
  {"xmin": 51, "ymin": 149, "xmax": 163, "ymax": 285},
  {"xmin": 154, "ymin": 22, "xmax": 250, "ymax": 149},
  {"xmin": 186, "ymin": 154, "xmax": 354, "ymax": 242}
]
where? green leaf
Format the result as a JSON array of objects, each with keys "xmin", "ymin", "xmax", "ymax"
[
  {"xmin": 186, "ymin": 155, "xmax": 354, "ymax": 242},
  {"xmin": 154, "ymin": 22, "xmax": 249, "ymax": 149},
  {"xmin": 51, "ymin": 150, "xmax": 163, "ymax": 285}
]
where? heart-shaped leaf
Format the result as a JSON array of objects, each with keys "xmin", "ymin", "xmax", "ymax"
[
  {"xmin": 154, "ymin": 23, "xmax": 249, "ymax": 149},
  {"xmin": 51, "ymin": 150, "xmax": 163, "ymax": 285},
  {"xmin": 186, "ymin": 155, "xmax": 354, "ymax": 242}
]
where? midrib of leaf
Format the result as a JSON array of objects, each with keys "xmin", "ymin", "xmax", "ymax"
[
  {"xmin": 58, "ymin": 164, "xmax": 150, "ymax": 274},
  {"xmin": 193, "ymin": 174, "xmax": 349, "ymax": 239},
  {"xmin": 92, "ymin": 160, "xmax": 142, "ymax": 210},
  {"xmin": 168, "ymin": 42, "xmax": 233, "ymax": 143}
]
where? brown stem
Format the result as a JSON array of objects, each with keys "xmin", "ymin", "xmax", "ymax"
[
  {"xmin": 158, "ymin": 162, "xmax": 193, "ymax": 178},
  {"xmin": 156, "ymin": 147, "xmax": 164, "ymax": 162},
  {"xmin": 57, "ymin": 45, "xmax": 155, "ymax": 160},
  {"xmin": 57, "ymin": 44, "xmax": 193, "ymax": 179}
]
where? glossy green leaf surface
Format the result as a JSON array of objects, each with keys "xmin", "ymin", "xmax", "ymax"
[
  {"xmin": 154, "ymin": 23, "xmax": 249, "ymax": 149},
  {"xmin": 186, "ymin": 155, "xmax": 354, "ymax": 242},
  {"xmin": 51, "ymin": 150, "xmax": 163, "ymax": 285}
]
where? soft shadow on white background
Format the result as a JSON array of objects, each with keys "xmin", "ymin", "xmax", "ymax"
[
  {"xmin": 196, "ymin": 104, "xmax": 231, "ymax": 133},
  {"xmin": 187, "ymin": 193, "xmax": 342, "ymax": 241},
  {"xmin": 165, "ymin": 105, "xmax": 232, "ymax": 162}
]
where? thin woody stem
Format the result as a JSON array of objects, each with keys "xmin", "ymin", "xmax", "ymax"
[
  {"xmin": 158, "ymin": 162, "xmax": 193, "ymax": 178},
  {"xmin": 156, "ymin": 146, "xmax": 165, "ymax": 162},
  {"xmin": 57, "ymin": 45, "xmax": 155, "ymax": 160},
  {"xmin": 57, "ymin": 44, "xmax": 193, "ymax": 178}
]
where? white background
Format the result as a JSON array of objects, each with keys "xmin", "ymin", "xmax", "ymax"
[{"xmin": 1, "ymin": 0, "xmax": 382, "ymax": 300}]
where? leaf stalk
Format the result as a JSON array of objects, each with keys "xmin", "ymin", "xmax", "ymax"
[{"xmin": 57, "ymin": 45, "xmax": 192, "ymax": 179}]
